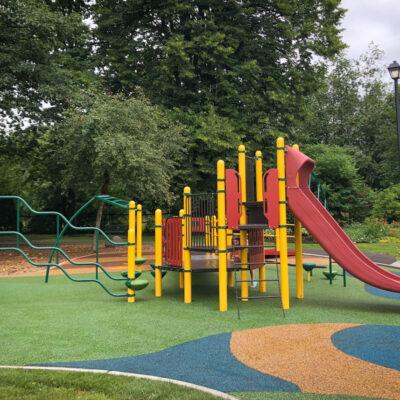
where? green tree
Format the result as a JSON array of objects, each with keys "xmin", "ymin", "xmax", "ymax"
[
  {"xmin": 298, "ymin": 46, "xmax": 400, "ymax": 188},
  {"xmin": 0, "ymin": 0, "xmax": 94, "ymax": 132},
  {"xmin": 92, "ymin": 0, "xmax": 345, "ymax": 157},
  {"xmin": 25, "ymin": 92, "xmax": 185, "ymax": 235},
  {"xmin": 373, "ymin": 184, "xmax": 400, "ymax": 223},
  {"xmin": 305, "ymin": 144, "xmax": 374, "ymax": 223}
]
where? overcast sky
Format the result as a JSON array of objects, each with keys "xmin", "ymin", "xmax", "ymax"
[{"xmin": 341, "ymin": 0, "xmax": 400, "ymax": 80}]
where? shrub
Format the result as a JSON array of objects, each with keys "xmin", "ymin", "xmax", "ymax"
[
  {"xmin": 372, "ymin": 184, "xmax": 400, "ymax": 222},
  {"xmin": 345, "ymin": 218, "xmax": 389, "ymax": 243},
  {"xmin": 304, "ymin": 144, "xmax": 374, "ymax": 223}
]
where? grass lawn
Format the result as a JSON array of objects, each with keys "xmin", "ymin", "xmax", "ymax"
[
  {"xmin": 0, "ymin": 368, "xmax": 220, "ymax": 400},
  {"xmin": 300, "ymin": 242, "xmax": 400, "ymax": 258},
  {"xmin": 1, "ymin": 248, "xmax": 399, "ymax": 400},
  {"xmin": 0, "ymin": 267, "xmax": 399, "ymax": 366},
  {"xmin": 0, "ymin": 369, "xmax": 377, "ymax": 400}
]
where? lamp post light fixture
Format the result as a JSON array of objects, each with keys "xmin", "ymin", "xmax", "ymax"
[{"xmin": 388, "ymin": 61, "xmax": 400, "ymax": 154}]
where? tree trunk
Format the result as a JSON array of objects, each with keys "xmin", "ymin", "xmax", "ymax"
[{"xmin": 92, "ymin": 171, "xmax": 110, "ymax": 251}]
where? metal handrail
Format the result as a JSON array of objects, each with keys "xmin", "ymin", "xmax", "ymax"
[
  {"xmin": 0, "ymin": 196, "xmax": 129, "ymax": 247},
  {"xmin": 0, "ymin": 246, "xmax": 130, "ymax": 298},
  {"xmin": 0, "ymin": 231, "xmax": 126, "ymax": 282}
]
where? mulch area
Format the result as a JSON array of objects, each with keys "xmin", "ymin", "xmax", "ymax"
[
  {"xmin": 0, "ymin": 244, "xmax": 154, "ymax": 277},
  {"xmin": 230, "ymin": 323, "xmax": 400, "ymax": 400}
]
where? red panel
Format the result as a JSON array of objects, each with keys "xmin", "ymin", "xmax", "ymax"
[
  {"xmin": 226, "ymin": 169, "xmax": 242, "ymax": 230},
  {"xmin": 263, "ymin": 168, "xmax": 279, "ymax": 229},
  {"xmin": 248, "ymin": 229, "xmax": 264, "ymax": 268},
  {"xmin": 264, "ymin": 249, "xmax": 296, "ymax": 258},
  {"xmin": 163, "ymin": 217, "xmax": 182, "ymax": 267}
]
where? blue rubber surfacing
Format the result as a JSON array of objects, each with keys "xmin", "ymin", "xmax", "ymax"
[
  {"xmin": 332, "ymin": 325, "xmax": 400, "ymax": 371},
  {"xmin": 364, "ymin": 271, "xmax": 400, "ymax": 300},
  {"xmin": 36, "ymin": 333, "xmax": 299, "ymax": 393}
]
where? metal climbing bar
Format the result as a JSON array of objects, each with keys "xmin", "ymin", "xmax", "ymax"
[
  {"xmin": 0, "ymin": 246, "xmax": 131, "ymax": 298},
  {"xmin": 0, "ymin": 196, "xmax": 129, "ymax": 249},
  {"xmin": 0, "ymin": 231, "xmax": 127, "ymax": 282}
]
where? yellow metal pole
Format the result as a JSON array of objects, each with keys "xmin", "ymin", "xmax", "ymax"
[
  {"xmin": 255, "ymin": 150, "xmax": 263, "ymax": 201},
  {"xmin": 183, "ymin": 186, "xmax": 192, "ymax": 303},
  {"xmin": 277, "ymin": 137, "xmax": 290, "ymax": 310},
  {"xmin": 154, "ymin": 209, "xmax": 162, "ymax": 297},
  {"xmin": 205, "ymin": 215, "xmax": 210, "ymax": 247},
  {"xmin": 238, "ymin": 145, "xmax": 248, "ymax": 301},
  {"xmin": 127, "ymin": 201, "xmax": 136, "ymax": 303},
  {"xmin": 136, "ymin": 204, "xmax": 143, "ymax": 271},
  {"xmin": 307, "ymin": 271, "xmax": 311, "ymax": 282},
  {"xmin": 255, "ymin": 150, "xmax": 266, "ymax": 293},
  {"xmin": 212, "ymin": 215, "xmax": 217, "ymax": 247},
  {"xmin": 227, "ymin": 229, "xmax": 234, "ymax": 287},
  {"xmin": 293, "ymin": 144, "xmax": 304, "ymax": 299},
  {"xmin": 179, "ymin": 209, "xmax": 184, "ymax": 289},
  {"xmin": 217, "ymin": 160, "xmax": 228, "ymax": 311}
]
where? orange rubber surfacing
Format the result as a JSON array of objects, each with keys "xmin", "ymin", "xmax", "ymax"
[{"xmin": 230, "ymin": 323, "xmax": 400, "ymax": 400}]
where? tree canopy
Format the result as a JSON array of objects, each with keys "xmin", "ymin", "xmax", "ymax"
[{"xmin": 1, "ymin": 1, "xmax": 400, "ymax": 228}]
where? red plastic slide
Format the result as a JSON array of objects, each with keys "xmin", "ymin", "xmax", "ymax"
[{"xmin": 285, "ymin": 146, "xmax": 400, "ymax": 293}]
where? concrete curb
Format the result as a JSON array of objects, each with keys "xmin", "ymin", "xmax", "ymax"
[{"xmin": 0, "ymin": 365, "xmax": 239, "ymax": 400}]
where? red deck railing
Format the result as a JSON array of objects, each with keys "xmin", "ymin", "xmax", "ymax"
[{"xmin": 163, "ymin": 217, "xmax": 182, "ymax": 267}]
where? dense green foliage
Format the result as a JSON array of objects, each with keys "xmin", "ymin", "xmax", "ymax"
[
  {"xmin": 372, "ymin": 184, "xmax": 400, "ymax": 222},
  {"xmin": 0, "ymin": 1, "xmax": 399, "ymax": 230},
  {"xmin": 0, "ymin": 0, "xmax": 94, "ymax": 130},
  {"xmin": 345, "ymin": 219, "xmax": 389, "ymax": 243},
  {"xmin": 304, "ymin": 144, "xmax": 373, "ymax": 222},
  {"xmin": 298, "ymin": 46, "xmax": 400, "ymax": 189}
]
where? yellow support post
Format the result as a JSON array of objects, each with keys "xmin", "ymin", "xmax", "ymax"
[
  {"xmin": 205, "ymin": 215, "xmax": 210, "ymax": 247},
  {"xmin": 154, "ymin": 209, "xmax": 162, "ymax": 297},
  {"xmin": 212, "ymin": 215, "xmax": 217, "ymax": 247},
  {"xmin": 217, "ymin": 160, "xmax": 228, "ymax": 312},
  {"xmin": 183, "ymin": 187, "xmax": 192, "ymax": 304},
  {"xmin": 179, "ymin": 209, "xmax": 185, "ymax": 289},
  {"xmin": 227, "ymin": 229, "xmax": 234, "ymax": 287},
  {"xmin": 255, "ymin": 151, "xmax": 263, "ymax": 201},
  {"xmin": 238, "ymin": 145, "xmax": 248, "ymax": 301},
  {"xmin": 127, "ymin": 201, "xmax": 136, "ymax": 303},
  {"xmin": 293, "ymin": 144, "xmax": 304, "ymax": 299},
  {"xmin": 275, "ymin": 228, "xmax": 280, "ymax": 251},
  {"xmin": 255, "ymin": 150, "xmax": 266, "ymax": 293},
  {"xmin": 136, "ymin": 204, "xmax": 143, "ymax": 271},
  {"xmin": 277, "ymin": 137, "xmax": 290, "ymax": 310},
  {"xmin": 307, "ymin": 271, "xmax": 311, "ymax": 283}
]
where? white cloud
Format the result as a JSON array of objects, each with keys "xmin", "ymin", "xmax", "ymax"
[{"xmin": 341, "ymin": 0, "xmax": 400, "ymax": 79}]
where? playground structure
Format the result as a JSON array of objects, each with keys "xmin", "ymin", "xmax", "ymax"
[
  {"xmin": 1, "ymin": 137, "xmax": 400, "ymax": 311},
  {"xmin": 153, "ymin": 138, "xmax": 305, "ymax": 312},
  {"xmin": 153, "ymin": 137, "xmax": 400, "ymax": 312},
  {"xmin": 0, "ymin": 195, "xmax": 149, "ymax": 301}
]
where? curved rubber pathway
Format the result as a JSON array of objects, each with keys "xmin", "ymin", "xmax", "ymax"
[
  {"xmin": 231, "ymin": 323, "xmax": 400, "ymax": 400},
  {"xmin": 332, "ymin": 325, "xmax": 400, "ymax": 371},
  {"xmin": 35, "ymin": 333, "xmax": 298, "ymax": 393}
]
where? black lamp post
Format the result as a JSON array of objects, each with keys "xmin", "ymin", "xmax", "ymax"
[{"xmin": 388, "ymin": 61, "xmax": 400, "ymax": 154}]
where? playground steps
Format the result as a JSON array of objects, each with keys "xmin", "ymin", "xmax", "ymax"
[{"xmin": 232, "ymin": 226, "xmax": 282, "ymax": 318}]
